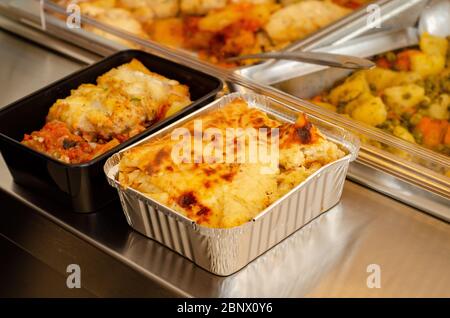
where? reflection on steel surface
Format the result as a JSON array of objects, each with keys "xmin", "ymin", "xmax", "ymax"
[{"xmin": 121, "ymin": 182, "xmax": 450, "ymax": 297}]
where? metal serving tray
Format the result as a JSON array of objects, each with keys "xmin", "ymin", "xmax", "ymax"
[
  {"xmin": 237, "ymin": 0, "xmax": 428, "ymax": 80},
  {"xmin": 238, "ymin": 27, "xmax": 421, "ymax": 86},
  {"xmin": 236, "ymin": 28, "xmax": 450, "ymax": 220},
  {"xmin": 0, "ymin": 0, "xmax": 422, "ymax": 70},
  {"xmin": 104, "ymin": 93, "xmax": 359, "ymax": 276}
]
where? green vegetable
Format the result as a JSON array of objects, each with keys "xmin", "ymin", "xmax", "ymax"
[
  {"xmin": 409, "ymin": 112, "xmax": 424, "ymax": 126},
  {"xmin": 386, "ymin": 52, "xmax": 397, "ymax": 63},
  {"xmin": 412, "ymin": 131, "xmax": 424, "ymax": 144},
  {"xmin": 424, "ymin": 76, "xmax": 441, "ymax": 100}
]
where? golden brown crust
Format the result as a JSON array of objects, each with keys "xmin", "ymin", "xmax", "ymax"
[
  {"xmin": 119, "ymin": 99, "xmax": 345, "ymax": 228},
  {"xmin": 23, "ymin": 59, "xmax": 191, "ymax": 164}
]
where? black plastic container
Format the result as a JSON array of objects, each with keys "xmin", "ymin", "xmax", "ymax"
[{"xmin": 0, "ymin": 50, "xmax": 222, "ymax": 212}]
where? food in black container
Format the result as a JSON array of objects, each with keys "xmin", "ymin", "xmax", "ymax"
[{"xmin": 0, "ymin": 50, "xmax": 222, "ymax": 212}]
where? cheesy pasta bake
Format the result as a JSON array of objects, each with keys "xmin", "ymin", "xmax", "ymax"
[
  {"xmin": 22, "ymin": 59, "xmax": 192, "ymax": 164},
  {"xmin": 118, "ymin": 98, "xmax": 345, "ymax": 228}
]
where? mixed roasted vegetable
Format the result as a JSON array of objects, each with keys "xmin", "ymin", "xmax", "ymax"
[{"xmin": 312, "ymin": 34, "xmax": 450, "ymax": 163}]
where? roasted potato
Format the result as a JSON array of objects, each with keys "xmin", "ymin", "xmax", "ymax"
[
  {"xmin": 350, "ymin": 96, "xmax": 387, "ymax": 127},
  {"xmin": 328, "ymin": 71, "xmax": 371, "ymax": 106},
  {"xmin": 411, "ymin": 53, "xmax": 446, "ymax": 77},
  {"xmin": 383, "ymin": 84, "xmax": 425, "ymax": 115},
  {"xmin": 393, "ymin": 126, "xmax": 416, "ymax": 143},
  {"xmin": 420, "ymin": 32, "xmax": 449, "ymax": 57},
  {"xmin": 428, "ymin": 94, "xmax": 450, "ymax": 120}
]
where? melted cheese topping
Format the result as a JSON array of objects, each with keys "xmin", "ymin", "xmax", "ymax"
[
  {"xmin": 119, "ymin": 99, "xmax": 345, "ymax": 228},
  {"xmin": 47, "ymin": 59, "xmax": 191, "ymax": 142},
  {"xmin": 23, "ymin": 59, "xmax": 191, "ymax": 164}
]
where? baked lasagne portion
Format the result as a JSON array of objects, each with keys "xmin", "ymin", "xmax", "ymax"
[
  {"xmin": 22, "ymin": 59, "xmax": 191, "ymax": 164},
  {"xmin": 118, "ymin": 98, "xmax": 345, "ymax": 228}
]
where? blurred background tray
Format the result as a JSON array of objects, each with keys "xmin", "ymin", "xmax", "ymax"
[{"xmin": 234, "ymin": 1, "xmax": 450, "ymax": 221}]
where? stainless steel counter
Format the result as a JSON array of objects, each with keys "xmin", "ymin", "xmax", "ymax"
[
  {"xmin": 0, "ymin": 30, "xmax": 83, "ymax": 106},
  {"xmin": 1, "ymin": 28, "xmax": 450, "ymax": 297}
]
